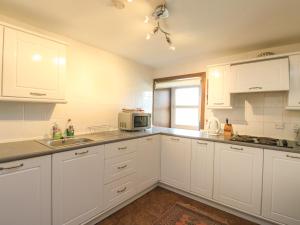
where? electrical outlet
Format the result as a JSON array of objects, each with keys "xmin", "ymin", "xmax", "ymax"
[{"xmin": 293, "ymin": 123, "xmax": 300, "ymax": 133}]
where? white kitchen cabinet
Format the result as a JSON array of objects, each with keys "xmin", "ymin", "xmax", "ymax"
[
  {"xmin": 52, "ymin": 146, "xmax": 104, "ymax": 225},
  {"xmin": 231, "ymin": 58, "xmax": 289, "ymax": 93},
  {"xmin": 262, "ymin": 150, "xmax": 300, "ymax": 225},
  {"xmin": 2, "ymin": 27, "xmax": 66, "ymax": 101},
  {"xmin": 161, "ymin": 135, "xmax": 191, "ymax": 191},
  {"xmin": 287, "ymin": 55, "xmax": 300, "ymax": 110},
  {"xmin": 136, "ymin": 135, "xmax": 160, "ymax": 193},
  {"xmin": 104, "ymin": 173, "xmax": 136, "ymax": 210},
  {"xmin": 213, "ymin": 143, "xmax": 263, "ymax": 215},
  {"xmin": 0, "ymin": 25, "xmax": 3, "ymax": 89},
  {"xmin": 0, "ymin": 156, "xmax": 51, "ymax": 225},
  {"xmin": 190, "ymin": 140, "xmax": 214, "ymax": 199},
  {"xmin": 207, "ymin": 65, "xmax": 232, "ymax": 109}
]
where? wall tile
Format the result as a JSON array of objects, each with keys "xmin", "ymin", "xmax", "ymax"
[
  {"xmin": 263, "ymin": 107, "xmax": 284, "ymax": 123},
  {"xmin": 209, "ymin": 92, "xmax": 300, "ymax": 140}
]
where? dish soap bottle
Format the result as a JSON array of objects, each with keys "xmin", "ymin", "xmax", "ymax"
[
  {"xmin": 52, "ymin": 123, "xmax": 63, "ymax": 140},
  {"xmin": 224, "ymin": 118, "xmax": 233, "ymax": 137},
  {"xmin": 65, "ymin": 119, "xmax": 75, "ymax": 137}
]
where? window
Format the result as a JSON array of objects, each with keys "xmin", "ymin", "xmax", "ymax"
[{"xmin": 171, "ymin": 87, "xmax": 200, "ymax": 130}]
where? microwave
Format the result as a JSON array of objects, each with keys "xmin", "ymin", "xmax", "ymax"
[{"xmin": 118, "ymin": 112, "xmax": 151, "ymax": 131}]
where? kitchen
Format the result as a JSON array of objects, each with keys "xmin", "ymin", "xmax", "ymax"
[{"xmin": 0, "ymin": 1, "xmax": 299, "ymax": 225}]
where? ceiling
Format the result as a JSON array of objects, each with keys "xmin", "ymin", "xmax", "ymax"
[{"xmin": 0, "ymin": 0, "xmax": 300, "ymax": 68}]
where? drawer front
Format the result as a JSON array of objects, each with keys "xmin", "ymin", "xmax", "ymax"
[
  {"xmin": 105, "ymin": 140, "xmax": 137, "ymax": 159},
  {"xmin": 161, "ymin": 135, "xmax": 191, "ymax": 145},
  {"xmin": 104, "ymin": 152, "xmax": 136, "ymax": 184},
  {"xmin": 104, "ymin": 174, "xmax": 136, "ymax": 210}
]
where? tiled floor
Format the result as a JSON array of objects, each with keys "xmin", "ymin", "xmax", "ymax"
[{"xmin": 97, "ymin": 187, "xmax": 257, "ymax": 225}]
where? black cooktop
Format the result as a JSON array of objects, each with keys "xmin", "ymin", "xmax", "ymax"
[{"xmin": 230, "ymin": 135, "xmax": 299, "ymax": 149}]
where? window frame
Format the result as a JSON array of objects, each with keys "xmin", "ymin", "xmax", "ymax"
[{"xmin": 153, "ymin": 72, "xmax": 206, "ymax": 130}]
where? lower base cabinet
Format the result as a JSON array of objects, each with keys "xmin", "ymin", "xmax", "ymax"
[
  {"xmin": 161, "ymin": 136, "xmax": 191, "ymax": 191},
  {"xmin": 190, "ymin": 140, "xmax": 214, "ymax": 199},
  {"xmin": 136, "ymin": 135, "xmax": 160, "ymax": 193},
  {"xmin": 104, "ymin": 173, "xmax": 137, "ymax": 209},
  {"xmin": 52, "ymin": 146, "xmax": 105, "ymax": 225},
  {"xmin": 0, "ymin": 155, "xmax": 51, "ymax": 225},
  {"xmin": 213, "ymin": 143, "xmax": 263, "ymax": 215},
  {"xmin": 262, "ymin": 150, "xmax": 300, "ymax": 225}
]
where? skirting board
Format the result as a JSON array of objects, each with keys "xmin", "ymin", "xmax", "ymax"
[
  {"xmin": 159, "ymin": 183, "xmax": 282, "ymax": 225},
  {"xmin": 84, "ymin": 182, "xmax": 283, "ymax": 225}
]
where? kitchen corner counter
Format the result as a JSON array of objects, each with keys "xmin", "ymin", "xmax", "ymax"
[{"xmin": 0, "ymin": 127, "xmax": 299, "ymax": 163}]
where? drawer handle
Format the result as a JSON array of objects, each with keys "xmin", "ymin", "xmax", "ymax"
[
  {"xmin": 146, "ymin": 138, "xmax": 153, "ymax": 141},
  {"xmin": 197, "ymin": 141, "xmax": 208, "ymax": 145},
  {"xmin": 171, "ymin": 138, "xmax": 180, "ymax": 141},
  {"xmin": 287, "ymin": 155, "xmax": 300, "ymax": 160},
  {"xmin": 117, "ymin": 165, "xmax": 128, "ymax": 170},
  {"xmin": 30, "ymin": 92, "xmax": 47, "ymax": 96},
  {"xmin": 214, "ymin": 103, "xmax": 224, "ymax": 105},
  {"xmin": 117, "ymin": 187, "xmax": 127, "ymax": 193},
  {"xmin": 0, "ymin": 163, "xmax": 24, "ymax": 171},
  {"xmin": 230, "ymin": 146, "xmax": 243, "ymax": 151},
  {"xmin": 75, "ymin": 150, "xmax": 89, "ymax": 155},
  {"xmin": 118, "ymin": 147, "xmax": 127, "ymax": 150},
  {"xmin": 249, "ymin": 87, "xmax": 263, "ymax": 90}
]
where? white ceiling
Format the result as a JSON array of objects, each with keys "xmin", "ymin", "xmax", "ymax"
[{"xmin": 0, "ymin": 0, "xmax": 300, "ymax": 68}]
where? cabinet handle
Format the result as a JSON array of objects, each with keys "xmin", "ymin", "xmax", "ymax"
[
  {"xmin": 214, "ymin": 103, "xmax": 224, "ymax": 105},
  {"xmin": 146, "ymin": 138, "xmax": 153, "ymax": 141},
  {"xmin": 117, "ymin": 165, "xmax": 128, "ymax": 170},
  {"xmin": 118, "ymin": 146, "xmax": 127, "ymax": 150},
  {"xmin": 30, "ymin": 92, "xmax": 47, "ymax": 96},
  {"xmin": 197, "ymin": 141, "xmax": 208, "ymax": 145},
  {"xmin": 117, "ymin": 187, "xmax": 127, "ymax": 193},
  {"xmin": 75, "ymin": 150, "xmax": 89, "ymax": 155},
  {"xmin": 170, "ymin": 138, "xmax": 180, "ymax": 141},
  {"xmin": 249, "ymin": 87, "xmax": 263, "ymax": 90},
  {"xmin": 286, "ymin": 154, "xmax": 300, "ymax": 160},
  {"xmin": 230, "ymin": 146, "xmax": 243, "ymax": 151},
  {"xmin": 0, "ymin": 163, "xmax": 24, "ymax": 171}
]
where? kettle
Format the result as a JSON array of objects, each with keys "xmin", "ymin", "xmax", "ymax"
[{"xmin": 206, "ymin": 117, "xmax": 221, "ymax": 135}]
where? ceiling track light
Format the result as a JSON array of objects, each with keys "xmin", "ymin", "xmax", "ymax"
[{"xmin": 145, "ymin": 4, "xmax": 175, "ymax": 50}]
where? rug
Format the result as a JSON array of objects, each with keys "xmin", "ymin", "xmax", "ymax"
[{"xmin": 153, "ymin": 202, "xmax": 227, "ymax": 225}]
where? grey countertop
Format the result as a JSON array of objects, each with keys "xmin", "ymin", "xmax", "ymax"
[{"xmin": 0, "ymin": 127, "xmax": 299, "ymax": 163}]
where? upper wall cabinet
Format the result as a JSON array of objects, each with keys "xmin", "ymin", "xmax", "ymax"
[
  {"xmin": 207, "ymin": 65, "xmax": 232, "ymax": 109},
  {"xmin": 1, "ymin": 26, "xmax": 66, "ymax": 103},
  {"xmin": 230, "ymin": 58, "xmax": 289, "ymax": 93},
  {"xmin": 287, "ymin": 55, "xmax": 300, "ymax": 110}
]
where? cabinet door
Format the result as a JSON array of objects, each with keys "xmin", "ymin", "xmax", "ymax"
[
  {"xmin": 52, "ymin": 146, "xmax": 104, "ymax": 225},
  {"xmin": 161, "ymin": 135, "xmax": 191, "ymax": 191},
  {"xmin": 136, "ymin": 135, "xmax": 160, "ymax": 193},
  {"xmin": 0, "ymin": 25, "xmax": 3, "ymax": 91},
  {"xmin": 231, "ymin": 58, "xmax": 289, "ymax": 93},
  {"xmin": 207, "ymin": 65, "xmax": 232, "ymax": 108},
  {"xmin": 3, "ymin": 27, "xmax": 66, "ymax": 100},
  {"xmin": 262, "ymin": 150, "xmax": 300, "ymax": 225},
  {"xmin": 287, "ymin": 55, "xmax": 300, "ymax": 109},
  {"xmin": 191, "ymin": 140, "xmax": 214, "ymax": 199},
  {"xmin": 213, "ymin": 143, "xmax": 263, "ymax": 215},
  {"xmin": 0, "ymin": 156, "xmax": 51, "ymax": 225}
]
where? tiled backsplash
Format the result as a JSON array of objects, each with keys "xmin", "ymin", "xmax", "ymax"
[{"xmin": 206, "ymin": 92, "xmax": 300, "ymax": 140}]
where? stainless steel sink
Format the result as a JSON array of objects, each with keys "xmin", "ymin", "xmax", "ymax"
[{"xmin": 37, "ymin": 137, "xmax": 94, "ymax": 148}]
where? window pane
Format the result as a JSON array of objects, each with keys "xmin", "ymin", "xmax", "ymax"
[
  {"xmin": 175, "ymin": 87, "xmax": 199, "ymax": 106},
  {"xmin": 175, "ymin": 108, "xmax": 199, "ymax": 126}
]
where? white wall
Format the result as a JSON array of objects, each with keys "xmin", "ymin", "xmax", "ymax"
[
  {"xmin": 0, "ymin": 15, "xmax": 154, "ymax": 142},
  {"xmin": 155, "ymin": 44, "xmax": 300, "ymax": 140}
]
